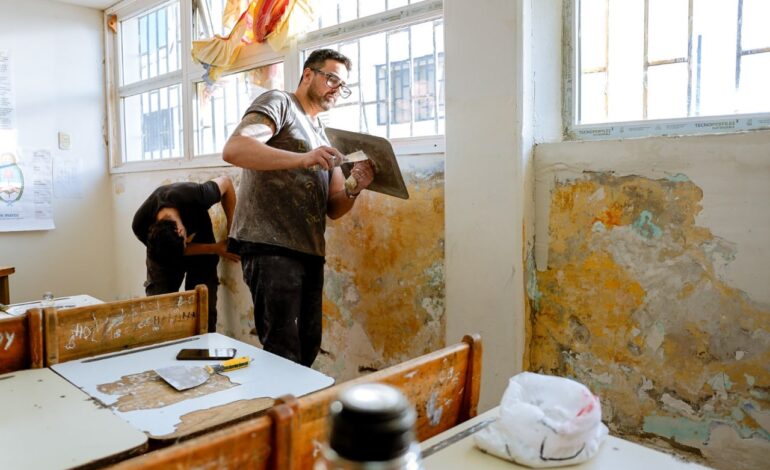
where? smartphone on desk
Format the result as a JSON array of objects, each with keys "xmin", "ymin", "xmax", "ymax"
[{"xmin": 176, "ymin": 348, "xmax": 237, "ymax": 360}]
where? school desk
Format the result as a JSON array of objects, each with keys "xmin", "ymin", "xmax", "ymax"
[
  {"xmin": 3, "ymin": 294, "xmax": 104, "ymax": 316},
  {"xmin": 0, "ymin": 368, "xmax": 147, "ymax": 469},
  {"xmin": 420, "ymin": 406, "xmax": 713, "ymax": 470},
  {"xmin": 51, "ymin": 332, "xmax": 335, "ymax": 442}
]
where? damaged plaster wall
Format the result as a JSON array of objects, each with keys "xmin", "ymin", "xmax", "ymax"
[
  {"xmin": 111, "ymin": 155, "xmax": 445, "ymax": 381},
  {"xmin": 531, "ymin": 131, "xmax": 770, "ymax": 470}
]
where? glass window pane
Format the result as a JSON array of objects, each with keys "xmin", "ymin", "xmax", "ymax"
[
  {"xmin": 195, "ymin": 0, "xmax": 249, "ymax": 38},
  {"xmin": 123, "ymin": 84, "xmax": 183, "ymax": 162},
  {"xmin": 121, "ymin": 1, "xmax": 180, "ymax": 85},
  {"xmin": 647, "ymin": 63, "xmax": 688, "ymax": 120},
  {"xmin": 309, "ymin": 0, "xmax": 428, "ymax": 31},
  {"xmin": 692, "ymin": 0, "xmax": 738, "ymax": 116},
  {"xmin": 648, "ymin": 0, "xmax": 688, "ymax": 61},
  {"xmin": 741, "ymin": 0, "xmax": 770, "ymax": 51},
  {"xmin": 580, "ymin": 71, "xmax": 608, "ymax": 124},
  {"xmin": 737, "ymin": 53, "xmax": 770, "ymax": 114},
  {"xmin": 194, "ymin": 62, "xmax": 285, "ymax": 156},
  {"xmin": 577, "ymin": 0, "xmax": 770, "ymax": 125},
  {"xmin": 304, "ymin": 18, "xmax": 444, "ymax": 139},
  {"xmin": 580, "ymin": 0, "xmax": 608, "ymax": 72}
]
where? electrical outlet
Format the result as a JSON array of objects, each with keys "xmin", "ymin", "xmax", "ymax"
[{"xmin": 58, "ymin": 132, "xmax": 71, "ymax": 150}]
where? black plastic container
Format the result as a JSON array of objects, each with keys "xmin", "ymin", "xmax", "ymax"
[{"xmin": 315, "ymin": 383, "xmax": 423, "ymax": 470}]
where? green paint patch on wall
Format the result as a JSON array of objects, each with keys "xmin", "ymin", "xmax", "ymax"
[
  {"xmin": 531, "ymin": 172, "xmax": 770, "ymax": 469},
  {"xmin": 643, "ymin": 415, "xmax": 712, "ymax": 445}
]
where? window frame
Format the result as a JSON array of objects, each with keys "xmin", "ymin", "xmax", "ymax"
[
  {"xmin": 106, "ymin": 0, "xmax": 444, "ymax": 173},
  {"xmin": 563, "ymin": 0, "xmax": 770, "ymax": 141}
]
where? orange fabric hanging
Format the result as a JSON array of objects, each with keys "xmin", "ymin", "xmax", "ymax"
[
  {"xmin": 192, "ymin": 0, "xmax": 315, "ymax": 83},
  {"xmin": 254, "ymin": 0, "xmax": 290, "ymax": 42}
]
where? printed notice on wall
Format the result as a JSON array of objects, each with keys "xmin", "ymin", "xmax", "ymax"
[
  {"xmin": 0, "ymin": 149, "xmax": 55, "ymax": 231},
  {"xmin": 0, "ymin": 49, "xmax": 15, "ymax": 130}
]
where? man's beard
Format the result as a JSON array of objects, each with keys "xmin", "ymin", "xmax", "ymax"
[{"xmin": 309, "ymin": 86, "xmax": 336, "ymax": 111}]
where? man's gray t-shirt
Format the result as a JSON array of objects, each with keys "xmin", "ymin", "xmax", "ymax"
[{"xmin": 230, "ymin": 90, "xmax": 331, "ymax": 257}]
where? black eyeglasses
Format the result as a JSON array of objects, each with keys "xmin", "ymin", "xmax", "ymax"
[{"xmin": 310, "ymin": 68, "xmax": 352, "ymax": 98}]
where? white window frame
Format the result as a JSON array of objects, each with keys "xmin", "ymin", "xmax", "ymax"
[
  {"xmin": 563, "ymin": 0, "xmax": 770, "ymax": 141},
  {"xmin": 106, "ymin": 0, "xmax": 444, "ymax": 173}
]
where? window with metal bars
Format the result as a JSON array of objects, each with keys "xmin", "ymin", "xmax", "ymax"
[
  {"xmin": 107, "ymin": 0, "xmax": 443, "ymax": 169},
  {"xmin": 570, "ymin": 0, "xmax": 770, "ymax": 138},
  {"xmin": 300, "ymin": 0, "xmax": 444, "ymax": 140}
]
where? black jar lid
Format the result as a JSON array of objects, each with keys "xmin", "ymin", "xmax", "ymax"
[{"xmin": 329, "ymin": 383, "xmax": 417, "ymax": 462}]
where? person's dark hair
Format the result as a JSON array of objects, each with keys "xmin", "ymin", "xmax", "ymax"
[
  {"xmin": 147, "ymin": 219, "xmax": 185, "ymax": 264},
  {"xmin": 301, "ymin": 49, "xmax": 352, "ymax": 80}
]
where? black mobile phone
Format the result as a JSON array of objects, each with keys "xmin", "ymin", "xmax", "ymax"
[{"xmin": 176, "ymin": 348, "xmax": 237, "ymax": 360}]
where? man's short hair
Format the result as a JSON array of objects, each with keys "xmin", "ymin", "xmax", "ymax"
[
  {"xmin": 147, "ymin": 219, "xmax": 184, "ymax": 264},
  {"xmin": 302, "ymin": 49, "xmax": 352, "ymax": 75}
]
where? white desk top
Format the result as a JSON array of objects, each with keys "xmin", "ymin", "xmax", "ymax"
[
  {"xmin": 421, "ymin": 407, "xmax": 712, "ymax": 470},
  {"xmin": 3, "ymin": 294, "xmax": 103, "ymax": 316},
  {"xmin": 52, "ymin": 333, "xmax": 335, "ymax": 440},
  {"xmin": 0, "ymin": 368, "xmax": 147, "ymax": 469}
]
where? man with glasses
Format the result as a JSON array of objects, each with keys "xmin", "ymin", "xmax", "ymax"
[{"xmin": 223, "ymin": 49, "xmax": 374, "ymax": 367}]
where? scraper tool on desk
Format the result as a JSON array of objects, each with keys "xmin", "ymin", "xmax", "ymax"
[{"xmin": 155, "ymin": 356, "xmax": 251, "ymax": 391}]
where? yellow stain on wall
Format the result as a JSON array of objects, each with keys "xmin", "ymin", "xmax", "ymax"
[
  {"xmin": 531, "ymin": 173, "xmax": 770, "ymax": 466},
  {"xmin": 321, "ymin": 160, "xmax": 445, "ymax": 379}
]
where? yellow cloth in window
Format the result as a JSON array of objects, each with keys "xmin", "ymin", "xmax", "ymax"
[
  {"xmin": 192, "ymin": 0, "xmax": 315, "ymax": 83},
  {"xmin": 267, "ymin": 0, "xmax": 315, "ymax": 51}
]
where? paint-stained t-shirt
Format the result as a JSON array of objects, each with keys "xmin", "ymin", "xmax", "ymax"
[
  {"xmin": 132, "ymin": 180, "xmax": 221, "ymax": 249},
  {"xmin": 230, "ymin": 90, "xmax": 331, "ymax": 257}
]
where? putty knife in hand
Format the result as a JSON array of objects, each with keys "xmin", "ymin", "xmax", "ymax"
[
  {"xmin": 310, "ymin": 150, "xmax": 369, "ymax": 171},
  {"xmin": 155, "ymin": 356, "xmax": 251, "ymax": 391}
]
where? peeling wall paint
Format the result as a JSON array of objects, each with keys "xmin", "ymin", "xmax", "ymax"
[
  {"xmin": 530, "ymin": 156, "xmax": 770, "ymax": 470},
  {"xmin": 112, "ymin": 155, "xmax": 445, "ymax": 385},
  {"xmin": 319, "ymin": 156, "xmax": 446, "ymax": 381}
]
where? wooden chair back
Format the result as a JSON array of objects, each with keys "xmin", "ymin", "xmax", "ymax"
[
  {"xmin": 0, "ymin": 309, "xmax": 44, "ymax": 374},
  {"xmin": 44, "ymin": 285, "xmax": 208, "ymax": 365},
  {"xmin": 107, "ymin": 413, "xmax": 275, "ymax": 470},
  {"xmin": 278, "ymin": 333, "xmax": 482, "ymax": 470}
]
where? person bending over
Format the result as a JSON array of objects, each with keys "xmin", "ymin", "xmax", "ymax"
[{"xmin": 132, "ymin": 176, "xmax": 240, "ymax": 332}]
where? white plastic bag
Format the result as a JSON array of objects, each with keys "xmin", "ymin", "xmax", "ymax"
[{"xmin": 474, "ymin": 372, "xmax": 608, "ymax": 468}]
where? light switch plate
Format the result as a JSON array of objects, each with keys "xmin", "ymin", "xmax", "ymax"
[{"xmin": 58, "ymin": 132, "xmax": 71, "ymax": 150}]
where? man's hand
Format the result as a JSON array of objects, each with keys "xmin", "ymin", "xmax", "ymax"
[
  {"xmin": 347, "ymin": 161, "xmax": 375, "ymax": 195},
  {"xmin": 214, "ymin": 240, "xmax": 241, "ymax": 262},
  {"xmin": 301, "ymin": 146, "xmax": 344, "ymax": 170}
]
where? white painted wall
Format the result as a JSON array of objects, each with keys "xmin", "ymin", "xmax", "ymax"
[
  {"xmin": 0, "ymin": 0, "xmax": 114, "ymax": 303},
  {"xmin": 444, "ymin": 0, "xmax": 563, "ymax": 410},
  {"xmin": 445, "ymin": 0, "xmax": 522, "ymax": 410}
]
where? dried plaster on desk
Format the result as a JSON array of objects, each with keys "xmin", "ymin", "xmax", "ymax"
[
  {"xmin": 530, "ymin": 154, "xmax": 770, "ymax": 470},
  {"xmin": 319, "ymin": 156, "xmax": 445, "ymax": 382}
]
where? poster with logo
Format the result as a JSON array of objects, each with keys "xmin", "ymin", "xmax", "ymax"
[{"xmin": 0, "ymin": 50, "xmax": 54, "ymax": 232}]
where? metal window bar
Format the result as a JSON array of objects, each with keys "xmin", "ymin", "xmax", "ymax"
[
  {"xmin": 642, "ymin": 0, "xmax": 693, "ymax": 119},
  {"xmin": 408, "ymin": 24, "xmax": 414, "ymax": 135},
  {"xmin": 432, "ymin": 20, "xmax": 439, "ymax": 134},
  {"xmin": 734, "ymin": 0, "xmax": 769, "ymax": 92},
  {"xmin": 385, "ymin": 31, "xmax": 391, "ymax": 137},
  {"xmin": 154, "ymin": 10, "xmax": 160, "ymax": 79},
  {"xmin": 140, "ymin": 15, "xmax": 148, "ymax": 81}
]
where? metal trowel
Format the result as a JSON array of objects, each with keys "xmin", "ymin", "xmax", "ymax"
[{"xmin": 155, "ymin": 356, "xmax": 251, "ymax": 391}]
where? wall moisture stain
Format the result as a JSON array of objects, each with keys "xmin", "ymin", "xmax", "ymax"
[
  {"xmin": 531, "ymin": 172, "xmax": 770, "ymax": 470},
  {"xmin": 319, "ymin": 157, "xmax": 446, "ymax": 383}
]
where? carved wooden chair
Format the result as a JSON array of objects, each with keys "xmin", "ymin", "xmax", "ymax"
[{"xmin": 44, "ymin": 285, "xmax": 208, "ymax": 365}]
